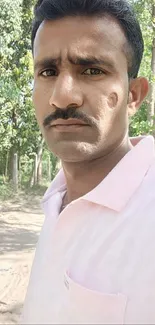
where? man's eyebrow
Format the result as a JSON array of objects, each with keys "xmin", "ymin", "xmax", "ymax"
[
  {"xmin": 68, "ymin": 55, "xmax": 115, "ymax": 69},
  {"xmin": 34, "ymin": 57, "xmax": 61, "ymax": 71},
  {"xmin": 34, "ymin": 55, "xmax": 114, "ymax": 71}
]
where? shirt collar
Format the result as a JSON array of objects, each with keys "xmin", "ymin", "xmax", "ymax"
[{"xmin": 42, "ymin": 136, "xmax": 155, "ymax": 212}]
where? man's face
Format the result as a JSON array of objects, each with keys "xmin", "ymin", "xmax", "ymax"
[{"xmin": 33, "ymin": 15, "xmax": 130, "ymax": 162}]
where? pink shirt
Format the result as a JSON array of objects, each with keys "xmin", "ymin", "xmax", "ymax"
[{"xmin": 21, "ymin": 136, "xmax": 155, "ymax": 324}]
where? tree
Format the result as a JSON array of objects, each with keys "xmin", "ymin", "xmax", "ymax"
[
  {"xmin": 0, "ymin": 0, "xmax": 44, "ymax": 182},
  {"xmin": 130, "ymin": 0, "xmax": 154, "ymax": 136}
]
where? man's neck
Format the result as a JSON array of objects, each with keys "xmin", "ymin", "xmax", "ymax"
[{"xmin": 62, "ymin": 136, "xmax": 133, "ymax": 205}]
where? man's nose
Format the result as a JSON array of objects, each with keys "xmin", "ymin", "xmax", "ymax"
[{"xmin": 49, "ymin": 73, "xmax": 84, "ymax": 109}]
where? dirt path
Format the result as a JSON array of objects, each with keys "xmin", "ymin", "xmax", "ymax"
[{"xmin": 0, "ymin": 195, "xmax": 44, "ymax": 324}]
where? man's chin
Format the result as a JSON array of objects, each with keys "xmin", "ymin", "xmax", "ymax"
[{"xmin": 47, "ymin": 141, "xmax": 95, "ymax": 162}]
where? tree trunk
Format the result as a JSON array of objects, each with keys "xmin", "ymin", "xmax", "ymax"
[
  {"xmin": 37, "ymin": 157, "xmax": 42, "ymax": 184},
  {"xmin": 12, "ymin": 153, "xmax": 18, "ymax": 191},
  {"xmin": 8, "ymin": 147, "xmax": 16, "ymax": 180},
  {"xmin": 18, "ymin": 155, "xmax": 22, "ymax": 189},
  {"xmin": 8, "ymin": 105, "xmax": 18, "ymax": 180},
  {"xmin": 47, "ymin": 154, "xmax": 51, "ymax": 182},
  {"xmin": 30, "ymin": 138, "xmax": 44, "ymax": 187},
  {"xmin": 34, "ymin": 154, "xmax": 38, "ymax": 186},
  {"xmin": 5, "ymin": 150, "xmax": 9, "ymax": 179}
]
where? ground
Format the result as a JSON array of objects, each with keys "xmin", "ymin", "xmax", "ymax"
[{"xmin": 0, "ymin": 194, "xmax": 44, "ymax": 324}]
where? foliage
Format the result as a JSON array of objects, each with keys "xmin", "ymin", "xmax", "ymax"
[
  {"xmin": 0, "ymin": 175, "xmax": 49, "ymax": 201},
  {"xmin": 129, "ymin": 0, "xmax": 154, "ymax": 136},
  {"xmin": 0, "ymin": 0, "xmax": 58, "ymax": 184},
  {"xmin": 0, "ymin": 176, "xmax": 15, "ymax": 200}
]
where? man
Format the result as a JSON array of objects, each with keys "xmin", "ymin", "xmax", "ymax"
[{"xmin": 21, "ymin": 0, "xmax": 155, "ymax": 324}]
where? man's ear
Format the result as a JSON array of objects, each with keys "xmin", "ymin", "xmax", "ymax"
[{"xmin": 128, "ymin": 77, "xmax": 149, "ymax": 117}]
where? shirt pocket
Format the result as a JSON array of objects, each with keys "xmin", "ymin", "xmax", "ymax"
[{"xmin": 62, "ymin": 270, "xmax": 127, "ymax": 324}]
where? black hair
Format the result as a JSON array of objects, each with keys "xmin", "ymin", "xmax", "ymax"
[{"xmin": 32, "ymin": 0, "xmax": 144, "ymax": 78}]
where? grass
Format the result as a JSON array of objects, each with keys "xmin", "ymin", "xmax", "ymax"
[
  {"xmin": 0, "ymin": 183, "xmax": 15, "ymax": 201},
  {"xmin": 0, "ymin": 180, "xmax": 49, "ymax": 202}
]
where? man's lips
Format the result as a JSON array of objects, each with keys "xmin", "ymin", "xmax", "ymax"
[
  {"xmin": 47, "ymin": 118, "xmax": 90, "ymax": 133},
  {"xmin": 50, "ymin": 118, "xmax": 89, "ymax": 127}
]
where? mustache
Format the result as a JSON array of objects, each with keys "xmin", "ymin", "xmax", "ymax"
[{"xmin": 43, "ymin": 107, "xmax": 94, "ymax": 127}]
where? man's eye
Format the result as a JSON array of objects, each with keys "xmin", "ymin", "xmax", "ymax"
[
  {"xmin": 83, "ymin": 68, "xmax": 104, "ymax": 75},
  {"xmin": 40, "ymin": 69, "xmax": 56, "ymax": 77}
]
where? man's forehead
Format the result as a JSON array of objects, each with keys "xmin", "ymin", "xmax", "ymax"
[{"xmin": 34, "ymin": 15, "xmax": 127, "ymax": 57}]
